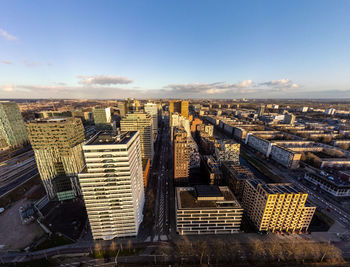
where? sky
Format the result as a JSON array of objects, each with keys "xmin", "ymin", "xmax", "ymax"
[{"xmin": 1, "ymin": 0, "xmax": 350, "ymax": 99}]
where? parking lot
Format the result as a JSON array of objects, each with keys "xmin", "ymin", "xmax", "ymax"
[{"xmin": 0, "ymin": 198, "xmax": 44, "ymax": 250}]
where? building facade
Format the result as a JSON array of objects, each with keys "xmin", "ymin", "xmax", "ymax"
[
  {"xmin": 173, "ymin": 127, "xmax": 190, "ymax": 183},
  {"xmin": 79, "ymin": 131, "xmax": 145, "ymax": 240},
  {"xmin": 242, "ymin": 180, "xmax": 316, "ymax": 233},
  {"xmin": 93, "ymin": 107, "xmax": 116, "ymax": 132},
  {"xmin": 26, "ymin": 118, "xmax": 85, "ymax": 200},
  {"xmin": 144, "ymin": 102, "xmax": 158, "ymax": 141},
  {"xmin": 214, "ymin": 139, "xmax": 240, "ymax": 165},
  {"xmin": 0, "ymin": 101, "xmax": 28, "ymax": 150},
  {"xmin": 120, "ymin": 112, "xmax": 154, "ymax": 162},
  {"xmin": 176, "ymin": 186, "xmax": 243, "ymax": 235}
]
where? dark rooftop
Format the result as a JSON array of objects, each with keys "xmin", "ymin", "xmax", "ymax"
[
  {"xmin": 86, "ymin": 131, "xmax": 137, "ymax": 145},
  {"xmin": 195, "ymin": 185, "xmax": 222, "ymax": 198},
  {"xmin": 177, "ymin": 186, "xmax": 241, "ymax": 209}
]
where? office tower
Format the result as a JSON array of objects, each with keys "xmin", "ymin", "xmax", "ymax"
[
  {"xmin": 117, "ymin": 101, "xmax": 128, "ymax": 117},
  {"xmin": 176, "ymin": 185, "xmax": 243, "ymax": 235},
  {"xmin": 0, "ymin": 101, "xmax": 28, "ymax": 150},
  {"xmin": 173, "ymin": 127, "xmax": 190, "ymax": 183},
  {"xmin": 283, "ymin": 113, "xmax": 296, "ymax": 124},
  {"xmin": 26, "ymin": 118, "xmax": 85, "ymax": 200},
  {"xmin": 144, "ymin": 102, "xmax": 158, "ymax": 140},
  {"xmin": 120, "ymin": 112, "xmax": 154, "ymax": 162},
  {"xmin": 171, "ymin": 113, "xmax": 190, "ymax": 140},
  {"xmin": 242, "ymin": 180, "xmax": 316, "ymax": 233},
  {"xmin": 214, "ymin": 139, "xmax": 240, "ymax": 165},
  {"xmin": 79, "ymin": 131, "xmax": 145, "ymax": 240},
  {"xmin": 92, "ymin": 107, "xmax": 116, "ymax": 132},
  {"xmin": 169, "ymin": 100, "xmax": 189, "ymax": 125},
  {"xmin": 257, "ymin": 105, "xmax": 265, "ymax": 117}
]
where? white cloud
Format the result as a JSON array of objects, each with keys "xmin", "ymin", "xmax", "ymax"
[
  {"xmin": 0, "ymin": 28, "xmax": 18, "ymax": 41},
  {"xmin": 0, "ymin": 84, "xmax": 16, "ymax": 92},
  {"xmin": 77, "ymin": 75, "xmax": 133, "ymax": 86},
  {"xmin": 260, "ymin": 78, "xmax": 299, "ymax": 89},
  {"xmin": 0, "ymin": 60, "xmax": 12, "ymax": 64},
  {"xmin": 236, "ymin": 80, "xmax": 253, "ymax": 88}
]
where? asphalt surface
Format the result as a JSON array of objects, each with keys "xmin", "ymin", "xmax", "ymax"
[{"xmin": 0, "ymin": 168, "xmax": 38, "ymax": 197}]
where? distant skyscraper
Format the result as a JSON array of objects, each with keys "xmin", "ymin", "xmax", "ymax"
[
  {"xmin": 169, "ymin": 100, "xmax": 189, "ymax": 125},
  {"xmin": 26, "ymin": 118, "xmax": 85, "ymax": 200},
  {"xmin": 79, "ymin": 131, "xmax": 144, "ymax": 240},
  {"xmin": 173, "ymin": 127, "xmax": 190, "ymax": 183},
  {"xmin": 257, "ymin": 105, "xmax": 265, "ymax": 117},
  {"xmin": 144, "ymin": 102, "xmax": 158, "ymax": 140},
  {"xmin": 93, "ymin": 107, "xmax": 116, "ymax": 132},
  {"xmin": 0, "ymin": 101, "xmax": 28, "ymax": 150},
  {"xmin": 120, "ymin": 112, "xmax": 154, "ymax": 161},
  {"xmin": 117, "ymin": 101, "xmax": 128, "ymax": 117}
]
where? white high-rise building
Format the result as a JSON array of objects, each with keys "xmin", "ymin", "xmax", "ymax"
[
  {"xmin": 171, "ymin": 113, "xmax": 190, "ymax": 140},
  {"xmin": 79, "ymin": 131, "xmax": 145, "ymax": 240},
  {"xmin": 144, "ymin": 102, "xmax": 158, "ymax": 140}
]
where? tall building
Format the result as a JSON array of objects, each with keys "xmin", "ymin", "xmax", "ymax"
[
  {"xmin": 26, "ymin": 118, "xmax": 85, "ymax": 200},
  {"xmin": 173, "ymin": 127, "xmax": 190, "ymax": 183},
  {"xmin": 214, "ymin": 139, "xmax": 240, "ymax": 165},
  {"xmin": 0, "ymin": 101, "xmax": 28, "ymax": 150},
  {"xmin": 171, "ymin": 113, "xmax": 190, "ymax": 140},
  {"xmin": 144, "ymin": 102, "xmax": 158, "ymax": 140},
  {"xmin": 92, "ymin": 107, "xmax": 116, "ymax": 132},
  {"xmin": 169, "ymin": 100, "xmax": 189, "ymax": 125},
  {"xmin": 120, "ymin": 112, "xmax": 154, "ymax": 162},
  {"xmin": 257, "ymin": 105, "xmax": 265, "ymax": 117},
  {"xmin": 117, "ymin": 101, "xmax": 128, "ymax": 117},
  {"xmin": 242, "ymin": 180, "xmax": 316, "ymax": 233},
  {"xmin": 176, "ymin": 186, "xmax": 243, "ymax": 235},
  {"xmin": 79, "ymin": 131, "xmax": 145, "ymax": 240}
]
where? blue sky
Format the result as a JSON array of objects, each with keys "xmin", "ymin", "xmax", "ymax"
[{"xmin": 1, "ymin": 0, "xmax": 350, "ymax": 99}]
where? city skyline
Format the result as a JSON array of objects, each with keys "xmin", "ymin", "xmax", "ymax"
[{"xmin": 1, "ymin": 0, "xmax": 350, "ymax": 99}]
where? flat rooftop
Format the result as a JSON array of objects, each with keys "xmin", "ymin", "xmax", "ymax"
[
  {"xmin": 86, "ymin": 131, "xmax": 137, "ymax": 145},
  {"xmin": 176, "ymin": 186, "xmax": 241, "ymax": 209}
]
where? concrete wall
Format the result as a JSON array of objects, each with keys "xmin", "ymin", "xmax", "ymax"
[
  {"xmin": 270, "ymin": 145, "xmax": 301, "ymax": 169},
  {"xmin": 246, "ymin": 134, "xmax": 272, "ymax": 157}
]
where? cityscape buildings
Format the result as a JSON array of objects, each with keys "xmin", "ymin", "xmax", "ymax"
[
  {"xmin": 0, "ymin": 101, "xmax": 28, "ymax": 150},
  {"xmin": 78, "ymin": 131, "xmax": 145, "ymax": 240},
  {"xmin": 173, "ymin": 127, "xmax": 190, "ymax": 183},
  {"xmin": 120, "ymin": 112, "xmax": 154, "ymax": 162},
  {"xmin": 26, "ymin": 118, "xmax": 85, "ymax": 200}
]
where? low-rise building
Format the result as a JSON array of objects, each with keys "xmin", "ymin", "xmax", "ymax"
[
  {"xmin": 176, "ymin": 186, "xmax": 243, "ymax": 235},
  {"xmin": 304, "ymin": 171, "xmax": 350, "ymax": 197}
]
